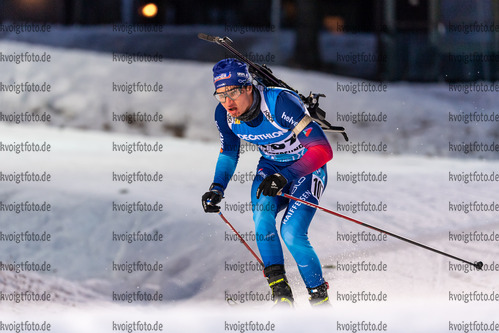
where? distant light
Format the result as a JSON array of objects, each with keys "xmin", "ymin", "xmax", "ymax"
[{"xmin": 142, "ymin": 3, "xmax": 158, "ymax": 18}]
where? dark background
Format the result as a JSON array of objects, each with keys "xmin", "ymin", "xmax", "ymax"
[{"xmin": 1, "ymin": 0, "xmax": 498, "ymax": 81}]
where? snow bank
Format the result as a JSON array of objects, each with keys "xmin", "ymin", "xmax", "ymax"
[{"xmin": 2, "ymin": 40, "xmax": 499, "ymax": 158}]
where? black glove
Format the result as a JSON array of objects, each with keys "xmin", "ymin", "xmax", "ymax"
[
  {"xmin": 202, "ymin": 183, "xmax": 224, "ymax": 213},
  {"xmin": 256, "ymin": 173, "xmax": 287, "ymax": 199}
]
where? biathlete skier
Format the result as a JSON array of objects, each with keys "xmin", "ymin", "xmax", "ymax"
[{"xmin": 202, "ymin": 58, "xmax": 333, "ymax": 307}]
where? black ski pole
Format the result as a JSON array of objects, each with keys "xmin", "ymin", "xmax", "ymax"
[{"xmin": 279, "ymin": 193, "xmax": 484, "ymax": 270}]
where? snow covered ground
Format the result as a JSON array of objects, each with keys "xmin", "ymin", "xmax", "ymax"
[
  {"xmin": 1, "ymin": 40, "xmax": 498, "ymax": 332},
  {"xmin": 1, "ymin": 124, "xmax": 498, "ymax": 332}
]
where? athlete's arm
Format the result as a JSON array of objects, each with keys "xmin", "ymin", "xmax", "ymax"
[{"xmin": 211, "ymin": 104, "xmax": 241, "ymax": 193}]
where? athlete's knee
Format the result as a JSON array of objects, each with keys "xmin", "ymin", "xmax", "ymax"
[
  {"xmin": 281, "ymin": 229, "xmax": 296, "ymax": 249},
  {"xmin": 281, "ymin": 224, "xmax": 311, "ymax": 254},
  {"xmin": 281, "ymin": 226, "xmax": 307, "ymax": 251}
]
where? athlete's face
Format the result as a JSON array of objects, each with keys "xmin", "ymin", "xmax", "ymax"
[{"xmin": 215, "ymin": 85, "xmax": 253, "ymax": 118}]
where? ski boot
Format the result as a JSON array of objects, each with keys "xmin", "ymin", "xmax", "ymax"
[
  {"xmin": 264, "ymin": 264, "xmax": 294, "ymax": 308},
  {"xmin": 307, "ymin": 282, "xmax": 330, "ymax": 307}
]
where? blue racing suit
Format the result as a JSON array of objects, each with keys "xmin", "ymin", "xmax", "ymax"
[{"xmin": 211, "ymin": 86, "xmax": 333, "ymax": 288}]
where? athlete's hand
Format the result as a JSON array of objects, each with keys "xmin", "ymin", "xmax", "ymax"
[
  {"xmin": 202, "ymin": 184, "xmax": 224, "ymax": 213},
  {"xmin": 256, "ymin": 173, "xmax": 287, "ymax": 199}
]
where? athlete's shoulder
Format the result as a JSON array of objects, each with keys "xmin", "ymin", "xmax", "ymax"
[
  {"xmin": 214, "ymin": 103, "xmax": 227, "ymax": 121},
  {"xmin": 261, "ymin": 86, "xmax": 291, "ymax": 100},
  {"xmin": 270, "ymin": 90, "xmax": 307, "ymax": 129},
  {"xmin": 214, "ymin": 103, "xmax": 231, "ymax": 130},
  {"xmin": 261, "ymin": 86, "xmax": 301, "ymax": 100}
]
